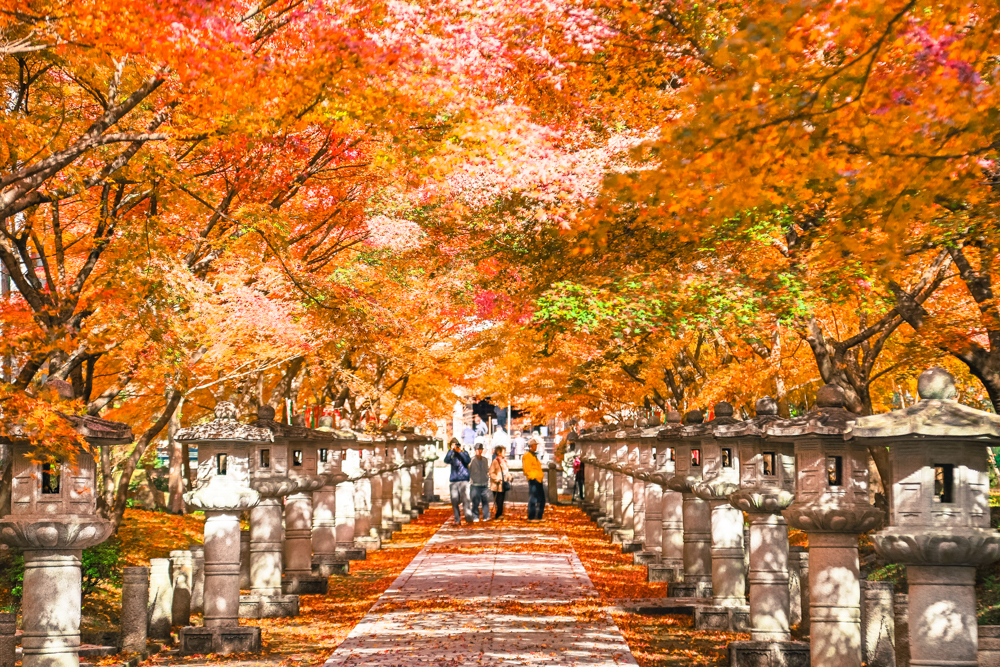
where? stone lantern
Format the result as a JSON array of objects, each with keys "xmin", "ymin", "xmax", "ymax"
[
  {"xmin": 237, "ymin": 408, "xmax": 304, "ymax": 619},
  {"xmin": 591, "ymin": 427, "xmax": 614, "ymax": 527},
  {"xmin": 773, "ymin": 385, "xmax": 883, "ymax": 667},
  {"xmin": 580, "ymin": 430, "xmax": 598, "ymax": 514},
  {"xmin": 633, "ymin": 416, "xmax": 662, "ymax": 563},
  {"xmin": 852, "ymin": 368, "xmax": 1000, "ymax": 667},
  {"xmin": 312, "ymin": 417, "xmax": 359, "ymax": 575},
  {"xmin": 1, "ymin": 413, "xmax": 132, "ymax": 667},
  {"xmin": 664, "ymin": 410, "xmax": 712, "ymax": 598},
  {"xmin": 689, "ymin": 402, "xmax": 748, "ymax": 630},
  {"xmin": 250, "ymin": 406, "xmax": 332, "ymax": 595},
  {"xmin": 647, "ymin": 411, "xmax": 684, "ymax": 583},
  {"xmin": 722, "ymin": 397, "xmax": 808, "ymax": 664},
  {"xmin": 352, "ymin": 429, "xmax": 382, "ymax": 551},
  {"xmin": 177, "ymin": 402, "xmax": 266, "ymax": 655}
]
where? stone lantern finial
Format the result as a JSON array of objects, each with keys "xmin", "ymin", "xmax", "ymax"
[
  {"xmin": 815, "ymin": 384, "xmax": 846, "ymax": 408},
  {"xmin": 684, "ymin": 410, "xmax": 704, "ymax": 424},
  {"xmin": 317, "ymin": 415, "xmax": 334, "ymax": 430},
  {"xmin": 215, "ymin": 401, "xmax": 238, "ymax": 421},
  {"xmin": 754, "ymin": 396, "xmax": 778, "ymax": 416},
  {"xmin": 917, "ymin": 366, "xmax": 957, "ymax": 400},
  {"xmin": 715, "ymin": 402, "xmax": 734, "ymax": 418},
  {"xmin": 665, "ymin": 410, "xmax": 682, "ymax": 424},
  {"xmin": 258, "ymin": 405, "xmax": 277, "ymax": 421}
]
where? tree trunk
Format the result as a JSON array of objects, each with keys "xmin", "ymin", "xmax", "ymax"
[
  {"xmin": 100, "ymin": 387, "xmax": 183, "ymax": 531},
  {"xmin": 167, "ymin": 397, "xmax": 185, "ymax": 514}
]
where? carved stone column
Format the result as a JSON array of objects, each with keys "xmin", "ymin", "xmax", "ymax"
[
  {"xmin": 665, "ymin": 410, "xmax": 712, "ymax": 598},
  {"xmin": 0, "ymin": 414, "xmax": 131, "ymax": 667},
  {"xmin": 176, "ymin": 402, "xmax": 266, "ymax": 655},
  {"xmin": 775, "ymin": 386, "xmax": 882, "ymax": 667},
  {"xmin": 283, "ymin": 476, "xmax": 326, "ymax": 594},
  {"xmin": 853, "ymin": 368, "xmax": 1000, "ymax": 667}
]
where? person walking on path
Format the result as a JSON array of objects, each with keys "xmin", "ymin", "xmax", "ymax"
[
  {"xmin": 489, "ymin": 445, "xmax": 512, "ymax": 519},
  {"xmin": 444, "ymin": 440, "xmax": 472, "ymax": 525},
  {"xmin": 572, "ymin": 454, "xmax": 585, "ymax": 502},
  {"xmin": 469, "ymin": 440, "xmax": 492, "ymax": 522},
  {"xmin": 523, "ymin": 436, "xmax": 546, "ymax": 521}
]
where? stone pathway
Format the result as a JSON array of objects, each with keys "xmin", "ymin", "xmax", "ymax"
[{"xmin": 322, "ymin": 507, "xmax": 639, "ymax": 666}]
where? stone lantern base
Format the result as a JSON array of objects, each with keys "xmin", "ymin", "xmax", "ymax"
[
  {"xmin": 179, "ymin": 626, "xmax": 262, "ymax": 655},
  {"xmin": 667, "ymin": 579, "xmax": 712, "ymax": 598},
  {"xmin": 632, "ymin": 549, "xmax": 661, "ymax": 565},
  {"xmin": 238, "ymin": 594, "xmax": 299, "ymax": 619},
  {"xmin": 728, "ymin": 639, "xmax": 811, "ymax": 667},
  {"xmin": 282, "ymin": 573, "xmax": 329, "ymax": 595},
  {"xmin": 694, "ymin": 604, "xmax": 750, "ymax": 631},
  {"xmin": 355, "ymin": 535, "xmax": 382, "ymax": 551},
  {"xmin": 647, "ymin": 561, "xmax": 683, "ymax": 583},
  {"xmin": 313, "ymin": 554, "xmax": 351, "ymax": 576}
]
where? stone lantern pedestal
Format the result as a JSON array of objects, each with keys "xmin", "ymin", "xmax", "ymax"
[
  {"xmin": 243, "ymin": 479, "xmax": 299, "ymax": 617},
  {"xmin": 0, "ymin": 413, "xmax": 131, "ymax": 667},
  {"xmin": 251, "ymin": 406, "xmax": 333, "ymax": 596},
  {"xmin": 176, "ymin": 402, "xmax": 265, "ymax": 655},
  {"xmin": 775, "ymin": 385, "xmax": 883, "ymax": 667},
  {"xmin": 647, "ymin": 411, "xmax": 685, "ymax": 582},
  {"xmin": 336, "ymin": 440, "xmax": 368, "ymax": 561},
  {"xmin": 689, "ymin": 402, "xmax": 749, "ymax": 631},
  {"xmin": 665, "ymin": 411, "xmax": 712, "ymax": 599},
  {"xmin": 853, "ymin": 368, "xmax": 1000, "ymax": 667},
  {"xmin": 721, "ymin": 397, "xmax": 809, "ymax": 666},
  {"xmin": 350, "ymin": 433, "xmax": 379, "ymax": 552},
  {"xmin": 617, "ymin": 427, "xmax": 646, "ymax": 552},
  {"xmin": 312, "ymin": 418, "xmax": 354, "ymax": 576}
]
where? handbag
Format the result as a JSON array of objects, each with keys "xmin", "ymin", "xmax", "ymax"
[{"xmin": 502, "ymin": 480, "xmax": 512, "ymax": 492}]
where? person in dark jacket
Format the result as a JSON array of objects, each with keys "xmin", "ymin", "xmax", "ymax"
[{"xmin": 443, "ymin": 440, "xmax": 473, "ymax": 525}]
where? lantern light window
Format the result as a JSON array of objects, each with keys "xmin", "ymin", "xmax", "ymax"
[{"xmin": 826, "ymin": 455, "xmax": 843, "ymax": 487}]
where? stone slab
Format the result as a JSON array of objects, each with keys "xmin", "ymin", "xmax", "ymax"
[
  {"xmin": 282, "ymin": 574, "xmax": 329, "ymax": 595},
  {"xmin": 337, "ymin": 548, "xmax": 367, "ymax": 561},
  {"xmin": 179, "ymin": 626, "xmax": 262, "ymax": 656},
  {"xmin": 238, "ymin": 594, "xmax": 299, "ymax": 619},
  {"xmin": 667, "ymin": 581, "xmax": 712, "ymax": 598},
  {"xmin": 632, "ymin": 551, "xmax": 660, "ymax": 565},
  {"xmin": 620, "ymin": 540, "xmax": 644, "ymax": 554},
  {"xmin": 355, "ymin": 536, "xmax": 381, "ymax": 551},
  {"xmin": 729, "ymin": 640, "xmax": 811, "ymax": 667},
  {"xmin": 694, "ymin": 605, "xmax": 750, "ymax": 632}
]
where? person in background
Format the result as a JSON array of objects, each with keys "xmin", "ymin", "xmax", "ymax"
[
  {"xmin": 522, "ymin": 436, "xmax": 546, "ymax": 521},
  {"xmin": 511, "ymin": 429, "xmax": 528, "ymax": 461},
  {"xmin": 443, "ymin": 439, "xmax": 472, "ymax": 526},
  {"xmin": 468, "ymin": 439, "xmax": 491, "ymax": 522},
  {"xmin": 489, "ymin": 445, "xmax": 512, "ymax": 519},
  {"xmin": 474, "ymin": 415, "xmax": 489, "ymax": 437},
  {"xmin": 461, "ymin": 424, "xmax": 476, "ymax": 448},
  {"xmin": 492, "ymin": 425, "xmax": 511, "ymax": 459},
  {"xmin": 572, "ymin": 453, "xmax": 585, "ymax": 502}
]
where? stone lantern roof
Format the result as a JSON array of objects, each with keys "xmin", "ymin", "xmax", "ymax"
[
  {"xmin": 681, "ymin": 402, "xmax": 740, "ymax": 436},
  {"xmin": 850, "ymin": 367, "xmax": 1000, "ymax": 439},
  {"xmin": 58, "ymin": 413, "xmax": 134, "ymax": 445},
  {"xmin": 716, "ymin": 397, "xmax": 780, "ymax": 438},
  {"xmin": 250, "ymin": 405, "xmax": 342, "ymax": 442},
  {"xmin": 314, "ymin": 415, "xmax": 357, "ymax": 440},
  {"xmin": 766, "ymin": 385, "xmax": 855, "ymax": 437},
  {"xmin": 176, "ymin": 402, "xmax": 273, "ymax": 442},
  {"xmin": 659, "ymin": 410, "xmax": 694, "ymax": 440}
]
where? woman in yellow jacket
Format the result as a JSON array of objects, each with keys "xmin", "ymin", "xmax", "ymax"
[{"xmin": 522, "ymin": 436, "xmax": 546, "ymax": 521}]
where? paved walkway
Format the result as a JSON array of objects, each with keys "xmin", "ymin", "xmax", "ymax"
[{"xmin": 322, "ymin": 507, "xmax": 639, "ymax": 666}]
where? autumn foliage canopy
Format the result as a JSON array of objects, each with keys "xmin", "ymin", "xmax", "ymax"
[{"xmin": 1, "ymin": 0, "xmax": 999, "ymax": 519}]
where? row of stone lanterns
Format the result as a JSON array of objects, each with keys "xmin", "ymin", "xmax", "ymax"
[
  {"xmin": 175, "ymin": 403, "xmax": 438, "ymax": 654},
  {"xmin": 580, "ymin": 368, "xmax": 1000, "ymax": 667},
  {"xmin": 0, "ymin": 402, "xmax": 439, "ymax": 662}
]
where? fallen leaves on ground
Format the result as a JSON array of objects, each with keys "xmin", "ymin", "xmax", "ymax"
[
  {"xmin": 549, "ymin": 504, "xmax": 748, "ymax": 667},
  {"xmin": 144, "ymin": 507, "xmax": 450, "ymax": 667}
]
